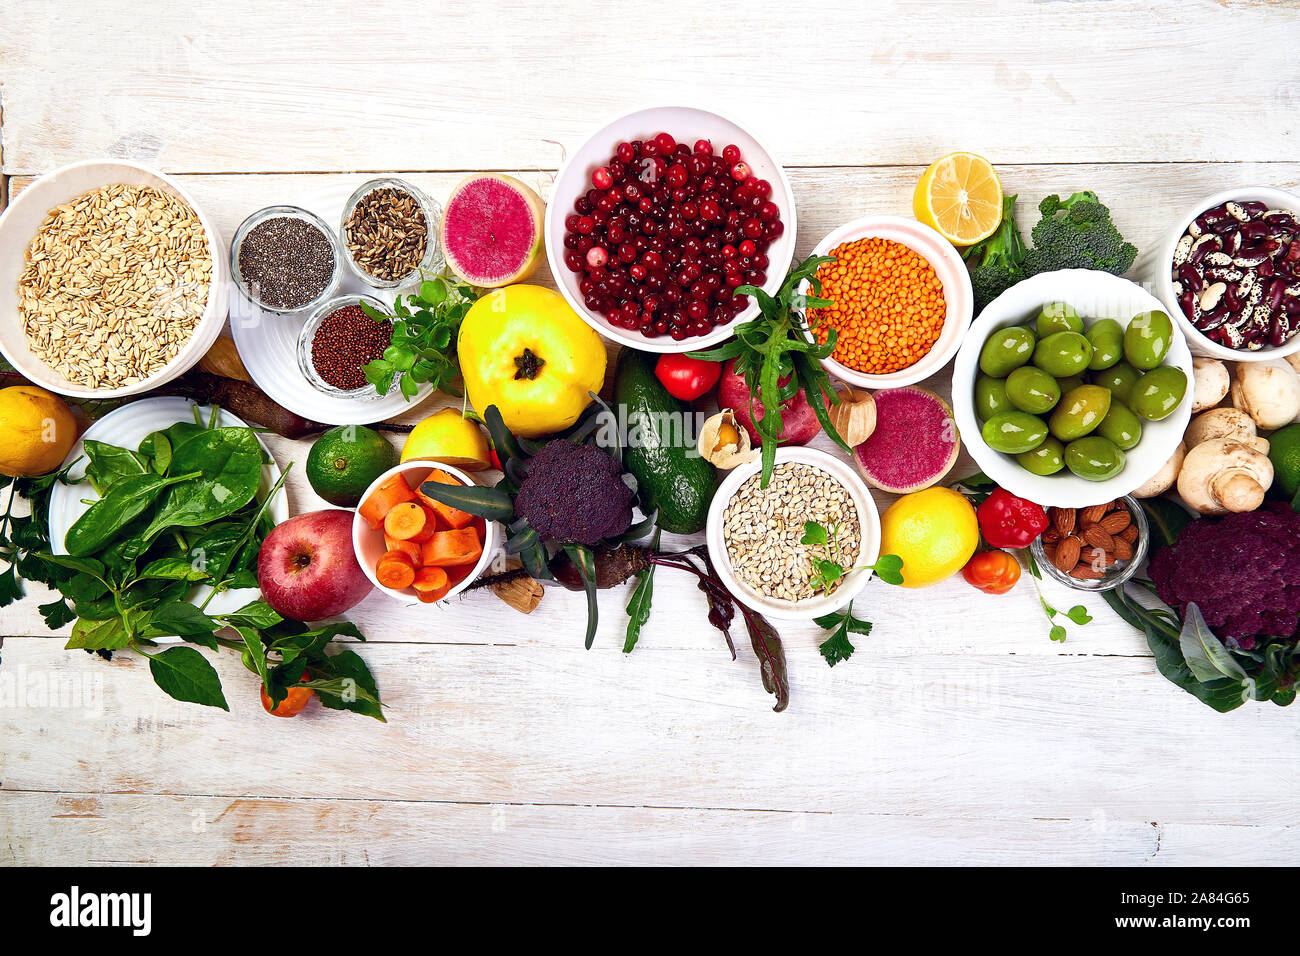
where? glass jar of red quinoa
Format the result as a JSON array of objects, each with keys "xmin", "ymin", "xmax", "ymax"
[{"xmin": 296, "ymin": 294, "xmax": 393, "ymax": 399}]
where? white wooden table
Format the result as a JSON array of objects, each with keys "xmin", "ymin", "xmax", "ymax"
[{"xmin": 2, "ymin": 0, "xmax": 1300, "ymax": 866}]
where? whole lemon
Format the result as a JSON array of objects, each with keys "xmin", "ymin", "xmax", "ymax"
[
  {"xmin": 401, "ymin": 407, "xmax": 491, "ymax": 469},
  {"xmin": 879, "ymin": 486, "xmax": 979, "ymax": 588},
  {"xmin": 0, "ymin": 386, "xmax": 77, "ymax": 477},
  {"xmin": 457, "ymin": 285, "xmax": 606, "ymax": 438}
]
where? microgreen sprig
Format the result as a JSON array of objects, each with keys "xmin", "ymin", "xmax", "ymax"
[
  {"xmin": 800, "ymin": 520, "xmax": 905, "ymax": 590},
  {"xmin": 689, "ymin": 254, "xmax": 849, "ymax": 486},
  {"xmin": 1025, "ymin": 550, "xmax": 1093, "ymax": 642},
  {"xmin": 360, "ymin": 276, "xmax": 476, "ymax": 401}
]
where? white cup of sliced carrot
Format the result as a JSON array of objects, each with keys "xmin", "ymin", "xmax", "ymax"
[{"xmin": 352, "ymin": 461, "xmax": 501, "ymax": 605}]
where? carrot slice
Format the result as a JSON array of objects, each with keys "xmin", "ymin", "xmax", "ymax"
[
  {"xmin": 359, "ymin": 474, "xmax": 416, "ymax": 530},
  {"xmin": 384, "ymin": 535, "xmax": 421, "ymax": 563},
  {"xmin": 416, "ymin": 470, "xmax": 474, "ymax": 529},
  {"xmin": 375, "ymin": 549, "xmax": 417, "ymax": 590},
  {"xmin": 412, "ymin": 565, "xmax": 451, "ymax": 602},
  {"xmin": 383, "ymin": 501, "xmax": 435, "ymax": 542},
  {"xmin": 420, "ymin": 526, "xmax": 483, "ymax": 568}
]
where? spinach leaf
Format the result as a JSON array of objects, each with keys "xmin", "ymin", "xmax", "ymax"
[
  {"xmin": 65, "ymin": 471, "xmax": 199, "ymax": 557},
  {"xmin": 141, "ymin": 428, "xmax": 263, "ymax": 543},
  {"xmin": 82, "ymin": 440, "xmax": 149, "ymax": 492},
  {"xmin": 146, "ymin": 646, "xmax": 229, "ymax": 710}
]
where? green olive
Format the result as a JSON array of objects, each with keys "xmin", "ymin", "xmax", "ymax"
[
  {"xmin": 1132, "ymin": 365, "xmax": 1188, "ymax": 421},
  {"xmin": 982, "ymin": 410, "xmax": 1049, "ymax": 455},
  {"xmin": 1096, "ymin": 401, "xmax": 1143, "ymax": 451},
  {"xmin": 979, "ymin": 327, "xmax": 1036, "ymax": 378},
  {"xmin": 1086, "ymin": 318, "xmax": 1125, "ymax": 371},
  {"xmin": 1033, "ymin": 331, "xmax": 1093, "ymax": 377},
  {"xmin": 1056, "ymin": 374, "xmax": 1086, "ymax": 395},
  {"xmin": 1092, "ymin": 361, "xmax": 1142, "ymax": 408},
  {"xmin": 1036, "ymin": 301, "xmax": 1084, "ymax": 336},
  {"xmin": 1123, "ymin": 310, "xmax": 1174, "ymax": 371},
  {"xmin": 1064, "ymin": 436, "xmax": 1126, "ymax": 481},
  {"xmin": 974, "ymin": 375, "xmax": 1011, "ymax": 421},
  {"xmin": 1016, "ymin": 436, "xmax": 1066, "ymax": 476},
  {"xmin": 1005, "ymin": 366, "xmax": 1061, "ymax": 415},
  {"xmin": 1048, "ymin": 384, "xmax": 1112, "ymax": 441}
]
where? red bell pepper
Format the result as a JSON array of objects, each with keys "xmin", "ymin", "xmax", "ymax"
[{"xmin": 976, "ymin": 487, "xmax": 1049, "ymax": 549}]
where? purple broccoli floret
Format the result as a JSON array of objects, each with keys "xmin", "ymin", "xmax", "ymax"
[{"xmin": 1149, "ymin": 504, "xmax": 1300, "ymax": 650}]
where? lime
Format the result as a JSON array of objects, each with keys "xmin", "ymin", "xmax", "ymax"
[
  {"xmin": 306, "ymin": 425, "xmax": 398, "ymax": 506},
  {"xmin": 1268, "ymin": 423, "xmax": 1300, "ymax": 499}
]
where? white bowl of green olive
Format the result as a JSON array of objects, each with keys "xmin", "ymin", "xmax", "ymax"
[{"xmin": 952, "ymin": 270, "xmax": 1194, "ymax": 508}]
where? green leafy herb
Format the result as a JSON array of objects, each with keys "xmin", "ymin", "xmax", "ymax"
[
  {"xmin": 623, "ymin": 530, "xmax": 659, "ymax": 654},
  {"xmin": 4, "ymin": 410, "xmax": 385, "ymax": 720},
  {"xmin": 360, "ymin": 276, "xmax": 476, "ymax": 401},
  {"xmin": 688, "ymin": 254, "xmax": 849, "ymax": 486},
  {"xmin": 814, "ymin": 601, "xmax": 874, "ymax": 667},
  {"xmin": 1024, "ymin": 550, "xmax": 1091, "ymax": 642},
  {"xmin": 801, "ymin": 520, "xmax": 905, "ymax": 590}
]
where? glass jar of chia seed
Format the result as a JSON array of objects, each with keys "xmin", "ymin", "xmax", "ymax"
[
  {"xmin": 296, "ymin": 293, "xmax": 394, "ymax": 400},
  {"xmin": 230, "ymin": 205, "xmax": 344, "ymax": 316},
  {"xmin": 339, "ymin": 178, "xmax": 444, "ymax": 290}
]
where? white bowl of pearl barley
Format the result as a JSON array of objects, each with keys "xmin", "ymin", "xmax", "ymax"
[
  {"xmin": 0, "ymin": 159, "xmax": 230, "ymax": 398},
  {"xmin": 706, "ymin": 446, "xmax": 882, "ymax": 622}
]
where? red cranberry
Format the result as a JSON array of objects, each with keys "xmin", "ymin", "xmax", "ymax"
[
  {"xmin": 694, "ymin": 139, "xmax": 713, "ymax": 156},
  {"xmin": 731, "ymin": 162, "xmax": 751, "ymax": 181},
  {"xmin": 592, "ymin": 166, "xmax": 613, "ymax": 190},
  {"xmin": 764, "ymin": 220, "xmax": 784, "ymax": 240},
  {"xmin": 759, "ymin": 201, "xmax": 780, "ymax": 221},
  {"xmin": 666, "ymin": 164, "xmax": 688, "ymax": 188},
  {"xmin": 722, "ymin": 144, "xmax": 741, "ymax": 164},
  {"xmin": 575, "ymin": 216, "xmax": 595, "ymax": 235},
  {"xmin": 655, "ymin": 132, "xmax": 676, "ymax": 153}
]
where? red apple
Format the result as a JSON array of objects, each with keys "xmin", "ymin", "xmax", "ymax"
[
  {"xmin": 717, "ymin": 358, "xmax": 823, "ymax": 446},
  {"xmin": 257, "ymin": 509, "xmax": 372, "ymax": 622}
]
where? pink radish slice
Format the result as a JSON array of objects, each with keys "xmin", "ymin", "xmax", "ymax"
[{"xmin": 854, "ymin": 386, "xmax": 960, "ymax": 494}]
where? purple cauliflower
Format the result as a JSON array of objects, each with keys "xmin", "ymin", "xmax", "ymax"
[
  {"xmin": 515, "ymin": 440, "xmax": 634, "ymax": 546},
  {"xmin": 1149, "ymin": 503, "xmax": 1300, "ymax": 650}
]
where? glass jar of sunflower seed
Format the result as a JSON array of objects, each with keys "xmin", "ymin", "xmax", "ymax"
[{"xmin": 339, "ymin": 178, "xmax": 444, "ymax": 290}]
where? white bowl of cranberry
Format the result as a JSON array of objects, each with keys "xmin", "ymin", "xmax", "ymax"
[{"xmin": 546, "ymin": 106, "xmax": 797, "ymax": 353}]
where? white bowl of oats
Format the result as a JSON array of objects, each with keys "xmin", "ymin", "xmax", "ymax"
[
  {"xmin": 0, "ymin": 159, "xmax": 229, "ymax": 397},
  {"xmin": 706, "ymin": 447, "xmax": 882, "ymax": 622}
]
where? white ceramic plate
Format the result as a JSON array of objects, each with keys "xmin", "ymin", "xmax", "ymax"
[
  {"xmin": 951, "ymin": 270, "xmax": 1194, "ymax": 508},
  {"xmin": 49, "ymin": 397, "xmax": 290, "ymax": 619},
  {"xmin": 228, "ymin": 182, "xmax": 435, "ymax": 425}
]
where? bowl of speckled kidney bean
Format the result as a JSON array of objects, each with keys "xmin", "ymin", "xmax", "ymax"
[
  {"xmin": 296, "ymin": 293, "xmax": 394, "ymax": 399},
  {"xmin": 1155, "ymin": 186, "xmax": 1300, "ymax": 362},
  {"xmin": 230, "ymin": 204, "xmax": 343, "ymax": 315}
]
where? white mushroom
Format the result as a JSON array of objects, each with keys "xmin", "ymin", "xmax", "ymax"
[
  {"xmin": 1231, "ymin": 360, "xmax": 1300, "ymax": 430},
  {"xmin": 1131, "ymin": 441, "xmax": 1185, "ymax": 499},
  {"xmin": 1176, "ymin": 437, "xmax": 1274, "ymax": 515},
  {"xmin": 1190, "ymin": 357, "xmax": 1230, "ymax": 412},
  {"xmin": 1184, "ymin": 406, "xmax": 1258, "ymax": 449}
]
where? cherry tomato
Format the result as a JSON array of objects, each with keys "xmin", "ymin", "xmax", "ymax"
[
  {"xmin": 260, "ymin": 671, "xmax": 313, "ymax": 718},
  {"xmin": 961, "ymin": 549, "xmax": 1022, "ymax": 595},
  {"xmin": 654, "ymin": 354, "xmax": 722, "ymax": 402}
]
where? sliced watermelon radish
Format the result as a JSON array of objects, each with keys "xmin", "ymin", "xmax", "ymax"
[
  {"xmin": 440, "ymin": 174, "xmax": 545, "ymax": 287},
  {"xmin": 854, "ymin": 386, "xmax": 960, "ymax": 493}
]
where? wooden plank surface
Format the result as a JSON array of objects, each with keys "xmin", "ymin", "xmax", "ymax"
[{"xmin": 3, "ymin": 0, "xmax": 1300, "ymax": 866}]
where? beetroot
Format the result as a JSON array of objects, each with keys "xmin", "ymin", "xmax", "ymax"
[
  {"xmin": 854, "ymin": 386, "xmax": 960, "ymax": 493},
  {"xmin": 717, "ymin": 358, "xmax": 822, "ymax": 446}
]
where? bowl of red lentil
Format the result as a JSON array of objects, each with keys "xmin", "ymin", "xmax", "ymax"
[
  {"xmin": 296, "ymin": 293, "xmax": 394, "ymax": 400},
  {"xmin": 800, "ymin": 216, "xmax": 974, "ymax": 390}
]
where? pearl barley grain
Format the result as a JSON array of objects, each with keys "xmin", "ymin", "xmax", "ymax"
[{"xmin": 722, "ymin": 462, "xmax": 861, "ymax": 603}]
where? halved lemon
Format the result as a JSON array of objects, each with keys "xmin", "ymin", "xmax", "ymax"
[
  {"xmin": 913, "ymin": 152, "xmax": 1003, "ymax": 247},
  {"xmin": 400, "ymin": 407, "xmax": 491, "ymax": 469}
]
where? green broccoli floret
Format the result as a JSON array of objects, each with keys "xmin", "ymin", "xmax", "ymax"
[
  {"xmin": 962, "ymin": 194, "xmax": 1027, "ymax": 314},
  {"xmin": 1023, "ymin": 191, "xmax": 1137, "ymax": 277}
]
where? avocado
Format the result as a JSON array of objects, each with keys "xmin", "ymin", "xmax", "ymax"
[{"xmin": 613, "ymin": 349, "xmax": 718, "ymax": 534}]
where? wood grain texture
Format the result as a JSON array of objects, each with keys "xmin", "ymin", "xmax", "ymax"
[
  {"xmin": 4, "ymin": 2, "xmax": 1300, "ymax": 866},
  {"xmin": 1, "ymin": 1, "xmax": 1298, "ymax": 174}
]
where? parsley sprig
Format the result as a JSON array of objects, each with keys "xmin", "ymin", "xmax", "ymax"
[
  {"xmin": 360, "ymin": 276, "xmax": 476, "ymax": 401},
  {"xmin": 689, "ymin": 255, "xmax": 850, "ymax": 486},
  {"xmin": 800, "ymin": 520, "xmax": 905, "ymax": 590},
  {"xmin": 814, "ymin": 602, "xmax": 873, "ymax": 667}
]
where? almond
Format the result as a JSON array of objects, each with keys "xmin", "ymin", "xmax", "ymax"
[
  {"xmin": 1113, "ymin": 537, "xmax": 1134, "ymax": 561},
  {"xmin": 1081, "ymin": 504, "xmax": 1108, "ymax": 526},
  {"xmin": 1053, "ymin": 534, "xmax": 1082, "ymax": 572},
  {"xmin": 1120, "ymin": 523, "xmax": 1139, "ymax": 544},
  {"xmin": 1081, "ymin": 546, "xmax": 1113, "ymax": 569},
  {"xmin": 1042, "ymin": 527, "xmax": 1061, "ymax": 544},
  {"xmin": 1099, "ymin": 510, "xmax": 1131, "ymax": 534},
  {"xmin": 1082, "ymin": 525, "xmax": 1116, "ymax": 551},
  {"xmin": 1052, "ymin": 507, "xmax": 1077, "ymax": 536},
  {"xmin": 1071, "ymin": 562, "xmax": 1106, "ymax": 580}
]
